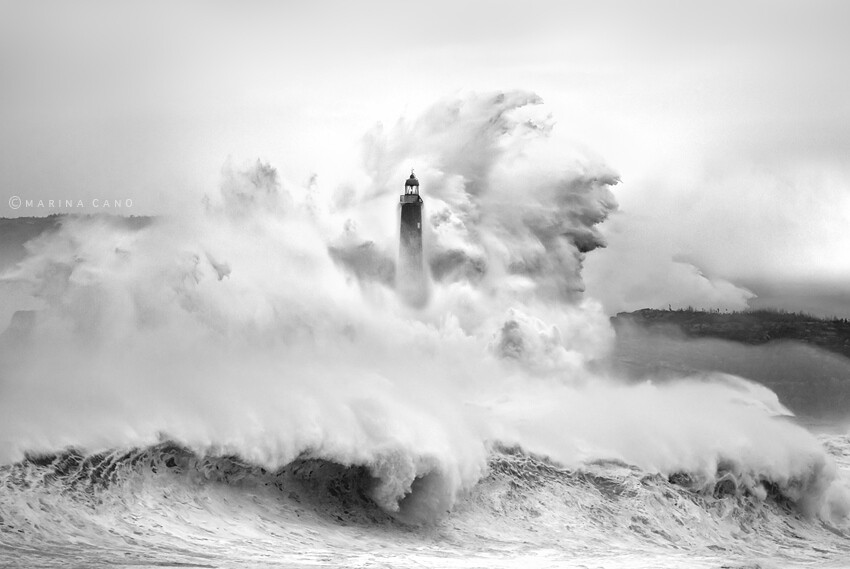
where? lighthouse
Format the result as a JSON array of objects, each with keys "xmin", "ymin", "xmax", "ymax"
[{"xmin": 397, "ymin": 171, "xmax": 427, "ymax": 306}]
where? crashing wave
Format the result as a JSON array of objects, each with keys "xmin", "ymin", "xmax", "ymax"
[{"xmin": 1, "ymin": 438, "xmax": 848, "ymax": 568}]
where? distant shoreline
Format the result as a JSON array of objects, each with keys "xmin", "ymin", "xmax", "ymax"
[{"xmin": 612, "ymin": 308, "xmax": 850, "ymax": 360}]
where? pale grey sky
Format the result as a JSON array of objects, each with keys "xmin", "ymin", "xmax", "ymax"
[{"xmin": 1, "ymin": 0, "xmax": 849, "ymax": 315}]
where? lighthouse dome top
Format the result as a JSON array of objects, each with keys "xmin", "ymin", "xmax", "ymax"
[
  {"xmin": 401, "ymin": 170, "xmax": 422, "ymax": 202},
  {"xmin": 405, "ymin": 171, "xmax": 419, "ymax": 188}
]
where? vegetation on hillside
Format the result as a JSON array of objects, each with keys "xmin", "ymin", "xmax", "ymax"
[{"xmin": 612, "ymin": 308, "xmax": 850, "ymax": 359}]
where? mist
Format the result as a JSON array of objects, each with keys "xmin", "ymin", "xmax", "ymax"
[
  {"xmin": 1, "ymin": 92, "xmax": 847, "ymax": 527},
  {"xmin": 609, "ymin": 321, "xmax": 850, "ymax": 422}
]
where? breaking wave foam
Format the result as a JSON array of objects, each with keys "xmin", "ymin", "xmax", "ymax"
[
  {"xmin": 0, "ymin": 91, "xmax": 848, "ymax": 566},
  {"xmin": 1, "ymin": 437, "xmax": 849, "ymax": 568}
]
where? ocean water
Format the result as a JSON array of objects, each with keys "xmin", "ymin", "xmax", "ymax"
[
  {"xmin": 1, "ymin": 93, "xmax": 849, "ymax": 568},
  {"xmin": 1, "ymin": 433, "xmax": 848, "ymax": 569}
]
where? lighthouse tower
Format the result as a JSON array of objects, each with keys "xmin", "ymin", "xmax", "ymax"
[{"xmin": 397, "ymin": 171, "xmax": 427, "ymax": 306}]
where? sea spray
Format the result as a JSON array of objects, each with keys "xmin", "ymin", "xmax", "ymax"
[{"xmin": 0, "ymin": 92, "xmax": 847, "ymax": 531}]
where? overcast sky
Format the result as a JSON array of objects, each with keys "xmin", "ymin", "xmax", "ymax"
[{"xmin": 1, "ymin": 0, "xmax": 849, "ymax": 316}]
